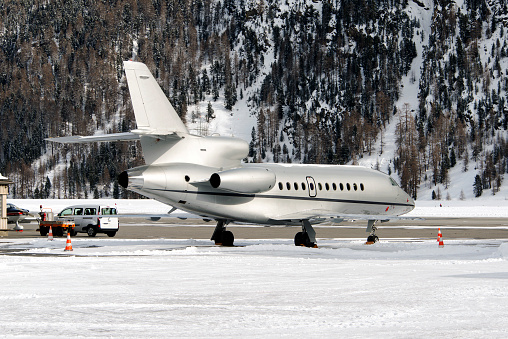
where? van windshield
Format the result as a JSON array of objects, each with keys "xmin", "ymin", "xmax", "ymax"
[
  {"xmin": 101, "ymin": 208, "xmax": 117, "ymax": 215},
  {"xmin": 60, "ymin": 208, "xmax": 72, "ymax": 216}
]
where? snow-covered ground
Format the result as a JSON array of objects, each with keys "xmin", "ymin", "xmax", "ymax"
[
  {"xmin": 2, "ymin": 198, "xmax": 508, "ymax": 338},
  {"xmin": 1, "ymin": 237, "xmax": 508, "ymax": 338}
]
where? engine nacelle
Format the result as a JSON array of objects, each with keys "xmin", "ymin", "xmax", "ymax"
[
  {"xmin": 118, "ymin": 165, "xmax": 166, "ymax": 190},
  {"xmin": 209, "ymin": 167, "xmax": 276, "ymax": 194}
]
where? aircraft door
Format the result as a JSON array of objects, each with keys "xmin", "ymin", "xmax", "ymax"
[{"xmin": 306, "ymin": 176, "xmax": 317, "ymax": 197}]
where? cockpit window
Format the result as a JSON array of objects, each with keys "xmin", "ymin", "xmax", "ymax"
[{"xmin": 389, "ymin": 177, "xmax": 399, "ymax": 187}]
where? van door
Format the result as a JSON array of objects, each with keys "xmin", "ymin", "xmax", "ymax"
[
  {"xmin": 58, "ymin": 208, "xmax": 74, "ymax": 224},
  {"xmin": 82, "ymin": 207, "xmax": 97, "ymax": 232},
  {"xmin": 73, "ymin": 207, "xmax": 84, "ymax": 230}
]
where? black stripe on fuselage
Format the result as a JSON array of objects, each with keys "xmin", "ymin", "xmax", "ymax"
[{"xmin": 145, "ymin": 188, "xmax": 413, "ymax": 207}]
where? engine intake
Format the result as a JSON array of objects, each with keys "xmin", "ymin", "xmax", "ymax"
[{"xmin": 210, "ymin": 167, "xmax": 276, "ymax": 194}]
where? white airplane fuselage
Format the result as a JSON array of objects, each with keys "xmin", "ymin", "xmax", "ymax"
[{"xmin": 119, "ymin": 134, "xmax": 414, "ymax": 225}]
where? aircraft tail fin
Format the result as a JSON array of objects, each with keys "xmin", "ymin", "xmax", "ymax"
[{"xmin": 123, "ymin": 61, "xmax": 189, "ymax": 136}]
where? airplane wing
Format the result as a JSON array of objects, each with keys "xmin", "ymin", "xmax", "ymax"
[
  {"xmin": 270, "ymin": 209, "xmax": 422, "ymax": 223},
  {"xmin": 117, "ymin": 213, "xmax": 192, "ymax": 221},
  {"xmin": 116, "ymin": 206, "xmax": 202, "ymax": 221}
]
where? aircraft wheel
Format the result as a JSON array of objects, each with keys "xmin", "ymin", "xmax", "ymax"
[
  {"xmin": 221, "ymin": 230, "xmax": 234, "ymax": 246},
  {"xmin": 294, "ymin": 232, "xmax": 306, "ymax": 246},
  {"xmin": 366, "ymin": 235, "xmax": 379, "ymax": 243}
]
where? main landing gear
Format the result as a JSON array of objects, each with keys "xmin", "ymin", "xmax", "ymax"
[
  {"xmin": 366, "ymin": 219, "xmax": 379, "ymax": 244},
  {"xmin": 294, "ymin": 220, "xmax": 318, "ymax": 248},
  {"xmin": 211, "ymin": 220, "xmax": 234, "ymax": 246}
]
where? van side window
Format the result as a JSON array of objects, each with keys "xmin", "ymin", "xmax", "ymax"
[
  {"xmin": 102, "ymin": 208, "xmax": 117, "ymax": 215},
  {"xmin": 84, "ymin": 208, "xmax": 96, "ymax": 215},
  {"xmin": 60, "ymin": 208, "xmax": 72, "ymax": 216},
  {"xmin": 74, "ymin": 208, "xmax": 83, "ymax": 215}
]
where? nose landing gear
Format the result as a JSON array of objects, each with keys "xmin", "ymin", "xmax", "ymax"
[{"xmin": 366, "ymin": 220, "xmax": 379, "ymax": 244}]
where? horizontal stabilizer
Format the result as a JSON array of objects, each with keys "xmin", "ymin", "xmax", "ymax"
[
  {"xmin": 46, "ymin": 132, "xmax": 140, "ymax": 144},
  {"xmin": 45, "ymin": 130, "xmax": 186, "ymax": 144}
]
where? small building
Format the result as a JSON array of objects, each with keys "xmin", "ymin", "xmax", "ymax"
[{"xmin": 0, "ymin": 173, "xmax": 13, "ymax": 235}]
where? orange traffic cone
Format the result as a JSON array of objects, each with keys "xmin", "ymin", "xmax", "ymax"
[
  {"xmin": 437, "ymin": 228, "xmax": 444, "ymax": 247},
  {"xmin": 48, "ymin": 226, "xmax": 53, "ymax": 241},
  {"xmin": 64, "ymin": 231, "xmax": 73, "ymax": 251}
]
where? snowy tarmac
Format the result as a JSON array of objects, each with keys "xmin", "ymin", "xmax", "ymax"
[
  {"xmin": 1, "ymin": 236, "xmax": 508, "ymax": 338},
  {"xmin": 2, "ymin": 199, "xmax": 508, "ymax": 337}
]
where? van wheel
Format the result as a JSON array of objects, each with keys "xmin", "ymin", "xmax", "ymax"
[
  {"xmin": 87, "ymin": 225, "xmax": 97, "ymax": 237},
  {"xmin": 106, "ymin": 231, "xmax": 116, "ymax": 237}
]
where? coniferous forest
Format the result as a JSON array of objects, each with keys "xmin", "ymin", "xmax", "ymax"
[{"xmin": 1, "ymin": 0, "xmax": 508, "ymax": 200}]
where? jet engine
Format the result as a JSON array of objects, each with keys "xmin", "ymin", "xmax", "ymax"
[
  {"xmin": 209, "ymin": 167, "xmax": 276, "ymax": 194},
  {"xmin": 118, "ymin": 165, "xmax": 166, "ymax": 190}
]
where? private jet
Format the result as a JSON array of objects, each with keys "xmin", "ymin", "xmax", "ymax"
[{"xmin": 47, "ymin": 61, "xmax": 415, "ymax": 247}]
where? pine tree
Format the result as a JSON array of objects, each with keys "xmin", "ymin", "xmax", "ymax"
[
  {"xmin": 206, "ymin": 102, "xmax": 215, "ymax": 122},
  {"xmin": 473, "ymin": 174, "xmax": 483, "ymax": 197}
]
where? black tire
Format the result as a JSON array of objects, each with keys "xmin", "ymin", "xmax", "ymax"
[
  {"xmin": 367, "ymin": 235, "xmax": 379, "ymax": 243},
  {"xmin": 295, "ymin": 232, "xmax": 315, "ymax": 247},
  {"xmin": 54, "ymin": 227, "xmax": 63, "ymax": 237},
  {"xmin": 106, "ymin": 231, "xmax": 117, "ymax": 237},
  {"xmin": 294, "ymin": 232, "xmax": 306, "ymax": 246},
  {"xmin": 87, "ymin": 225, "xmax": 97, "ymax": 237},
  {"xmin": 70, "ymin": 229, "xmax": 78, "ymax": 237},
  {"xmin": 221, "ymin": 230, "xmax": 234, "ymax": 246},
  {"xmin": 40, "ymin": 226, "xmax": 48, "ymax": 236}
]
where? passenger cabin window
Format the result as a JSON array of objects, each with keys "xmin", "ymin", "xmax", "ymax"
[
  {"xmin": 301, "ymin": 183, "xmax": 306, "ymax": 190},
  {"xmin": 278, "ymin": 182, "xmax": 283, "ymax": 190},
  {"xmin": 360, "ymin": 183, "xmax": 364, "ymax": 191},
  {"xmin": 318, "ymin": 183, "xmax": 322, "ymax": 190},
  {"xmin": 332, "ymin": 183, "xmax": 337, "ymax": 190},
  {"xmin": 286, "ymin": 182, "xmax": 291, "ymax": 190},
  {"xmin": 346, "ymin": 183, "xmax": 351, "ymax": 191},
  {"xmin": 73, "ymin": 208, "xmax": 83, "ymax": 215},
  {"xmin": 294, "ymin": 182, "xmax": 299, "ymax": 190},
  {"xmin": 325, "ymin": 183, "xmax": 330, "ymax": 191},
  {"xmin": 353, "ymin": 183, "xmax": 358, "ymax": 191},
  {"xmin": 340, "ymin": 183, "xmax": 344, "ymax": 191}
]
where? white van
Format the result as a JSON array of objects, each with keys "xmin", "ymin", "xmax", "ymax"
[{"xmin": 56, "ymin": 205, "xmax": 119, "ymax": 237}]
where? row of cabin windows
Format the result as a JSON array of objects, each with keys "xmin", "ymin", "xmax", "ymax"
[{"xmin": 278, "ymin": 182, "xmax": 365, "ymax": 192}]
